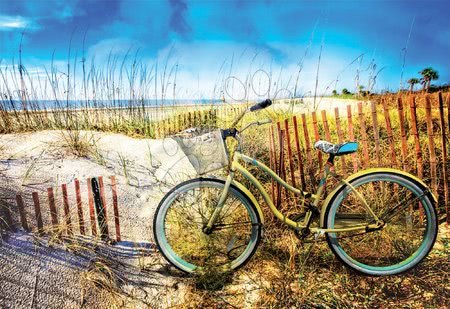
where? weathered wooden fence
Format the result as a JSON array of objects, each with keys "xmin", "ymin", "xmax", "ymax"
[
  {"xmin": 0, "ymin": 175, "xmax": 121, "ymax": 241},
  {"xmin": 155, "ymin": 105, "xmax": 247, "ymax": 138},
  {"xmin": 268, "ymin": 92, "xmax": 449, "ymax": 223}
]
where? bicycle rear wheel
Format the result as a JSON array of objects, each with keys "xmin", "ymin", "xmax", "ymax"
[
  {"xmin": 153, "ymin": 178, "xmax": 262, "ymax": 273},
  {"xmin": 324, "ymin": 172, "xmax": 438, "ymax": 275}
]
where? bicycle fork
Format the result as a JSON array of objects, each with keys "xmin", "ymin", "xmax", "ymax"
[{"xmin": 202, "ymin": 171, "xmax": 235, "ymax": 234}]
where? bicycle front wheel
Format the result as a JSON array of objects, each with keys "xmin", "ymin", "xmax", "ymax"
[
  {"xmin": 324, "ymin": 172, "xmax": 438, "ymax": 275},
  {"xmin": 153, "ymin": 178, "xmax": 262, "ymax": 273}
]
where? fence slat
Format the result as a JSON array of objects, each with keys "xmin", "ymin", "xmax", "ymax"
[
  {"xmin": 357, "ymin": 102, "xmax": 369, "ymax": 168},
  {"xmin": 397, "ymin": 97, "xmax": 409, "ymax": 170},
  {"xmin": 448, "ymin": 93, "xmax": 450, "ymax": 136},
  {"xmin": 15, "ymin": 194, "xmax": 29, "ymax": 232},
  {"xmin": 346, "ymin": 105, "xmax": 358, "ymax": 172},
  {"xmin": 381, "ymin": 98, "xmax": 398, "ymax": 168},
  {"xmin": 87, "ymin": 178, "xmax": 97, "ymax": 237},
  {"xmin": 334, "ymin": 108, "xmax": 347, "ymax": 174},
  {"xmin": 371, "ymin": 101, "xmax": 382, "ymax": 166},
  {"xmin": 61, "ymin": 184, "xmax": 72, "ymax": 236},
  {"xmin": 301, "ymin": 114, "xmax": 315, "ymax": 184},
  {"xmin": 32, "ymin": 192, "xmax": 43, "ymax": 234},
  {"xmin": 98, "ymin": 176, "xmax": 110, "ymax": 236},
  {"xmin": 425, "ymin": 96, "xmax": 438, "ymax": 198},
  {"xmin": 111, "ymin": 176, "xmax": 121, "ymax": 242},
  {"xmin": 292, "ymin": 116, "xmax": 306, "ymax": 190},
  {"xmin": 276, "ymin": 124, "xmax": 286, "ymax": 207},
  {"xmin": 275, "ymin": 122, "xmax": 283, "ymax": 205},
  {"xmin": 269, "ymin": 126, "xmax": 277, "ymax": 204},
  {"xmin": 75, "ymin": 179, "xmax": 85, "ymax": 235},
  {"xmin": 47, "ymin": 188, "xmax": 58, "ymax": 229},
  {"xmin": 311, "ymin": 112, "xmax": 322, "ymax": 167},
  {"xmin": 284, "ymin": 119, "xmax": 297, "ymax": 189},
  {"xmin": 321, "ymin": 110, "xmax": 331, "ymax": 141},
  {"xmin": 437, "ymin": 92, "xmax": 449, "ymax": 224},
  {"xmin": 409, "ymin": 96, "xmax": 423, "ymax": 178}
]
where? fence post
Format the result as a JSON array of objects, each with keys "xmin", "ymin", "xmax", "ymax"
[
  {"xmin": 425, "ymin": 95, "xmax": 438, "ymax": 199},
  {"xmin": 346, "ymin": 105, "xmax": 358, "ymax": 172},
  {"xmin": 292, "ymin": 116, "xmax": 306, "ymax": 190},
  {"xmin": 32, "ymin": 192, "xmax": 43, "ymax": 234},
  {"xmin": 47, "ymin": 188, "xmax": 59, "ymax": 232},
  {"xmin": 321, "ymin": 110, "xmax": 331, "ymax": 141},
  {"xmin": 334, "ymin": 108, "xmax": 347, "ymax": 174},
  {"xmin": 357, "ymin": 102, "xmax": 369, "ymax": 168},
  {"xmin": 409, "ymin": 96, "xmax": 423, "ymax": 178},
  {"xmin": 74, "ymin": 179, "xmax": 85, "ymax": 235},
  {"xmin": 269, "ymin": 126, "xmax": 277, "ymax": 204},
  {"xmin": 301, "ymin": 114, "xmax": 315, "ymax": 185},
  {"xmin": 397, "ymin": 97, "xmax": 409, "ymax": 171},
  {"xmin": 381, "ymin": 98, "xmax": 398, "ymax": 168},
  {"xmin": 370, "ymin": 101, "xmax": 381, "ymax": 166},
  {"xmin": 91, "ymin": 177, "xmax": 109, "ymax": 240},
  {"xmin": 98, "ymin": 176, "xmax": 108, "ymax": 221},
  {"xmin": 15, "ymin": 194, "xmax": 30, "ymax": 232},
  {"xmin": 61, "ymin": 184, "xmax": 72, "ymax": 236},
  {"xmin": 189, "ymin": 112, "xmax": 194, "ymax": 127},
  {"xmin": 284, "ymin": 119, "xmax": 297, "ymax": 190},
  {"xmin": 183, "ymin": 112, "xmax": 188, "ymax": 129},
  {"xmin": 437, "ymin": 92, "xmax": 449, "ymax": 224},
  {"xmin": 110, "ymin": 176, "xmax": 121, "ymax": 242},
  {"xmin": 448, "ymin": 93, "xmax": 450, "ymax": 136},
  {"xmin": 87, "ymin": 178, "xmax": 97, "ymax": 237},
  {"xmin": 277, "ymin": 128, "xmax": 286, "ymax": 207},
  {"xmin": 311, "ymin": 111, "xmax": 322, "ymax": 167}
]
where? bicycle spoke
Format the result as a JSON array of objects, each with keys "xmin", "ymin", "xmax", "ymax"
[
  {"xmin": 159, "ymin": 181, "xmax": 260, "ymax": 271},
  {"xmin": 327, "ymin": 173, "xmax": 438, "ymax": 275}
]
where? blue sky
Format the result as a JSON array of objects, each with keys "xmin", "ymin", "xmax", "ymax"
[{"xmin": 0, "ymin": 0, "xmax": 449, "ymax": 99}]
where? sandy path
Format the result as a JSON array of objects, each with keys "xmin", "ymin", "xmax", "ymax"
[{"xmin": 0, "ymin": 130, "xmax": 198, "ymax": 308}]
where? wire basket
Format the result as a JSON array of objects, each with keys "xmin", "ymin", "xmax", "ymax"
[{"xmin": 173, "ymin": 129, "xmax": 229, "ymax": 175}]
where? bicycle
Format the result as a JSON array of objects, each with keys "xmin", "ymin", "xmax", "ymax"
[{"xmin": 153, "ymin": 99, "xmax": 438, "ymax": 276}]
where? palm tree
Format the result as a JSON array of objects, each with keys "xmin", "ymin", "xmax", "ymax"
[
  {"xmin": 407, "ymin": 78, "xmax": 420, "ymax": 92},
  {"xmin": 419, "ymin": 67, "xmax": 439, "ymax": 92}
]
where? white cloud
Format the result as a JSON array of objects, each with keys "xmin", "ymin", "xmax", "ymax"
[
  {"xmin": 0, "ymin": 15, "xmax": 40, "ymax": 32},
  {"xmin": 86, "ymin": 37, "xmax": 143, "ymax": 64}
]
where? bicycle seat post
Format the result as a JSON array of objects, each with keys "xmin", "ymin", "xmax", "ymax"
[{"xmin": 327, "ymin": 154, "xmax": 335, "ymax": 166}]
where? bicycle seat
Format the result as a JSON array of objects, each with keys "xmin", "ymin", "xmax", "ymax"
[{"xmin": 314, "ymin": 140, "xmax": 358, "ymax": 156}]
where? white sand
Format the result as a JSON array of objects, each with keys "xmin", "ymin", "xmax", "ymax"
[{"xmin": 0, "ymin": 130, "xmax": 199, "ymax": 308}]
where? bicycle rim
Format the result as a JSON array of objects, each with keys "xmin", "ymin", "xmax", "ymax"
[
  {"xmin": 154, "ymin": 179, "xmax": 261, "ymax": 273},
  {"xmin": 325, "ymin": 173, "xmax": 437, "ymax": 275}
]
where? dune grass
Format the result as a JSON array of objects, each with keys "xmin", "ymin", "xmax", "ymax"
[{"xmin": 1, "ymin": 32, "xmax": 449, "ymax": 307}]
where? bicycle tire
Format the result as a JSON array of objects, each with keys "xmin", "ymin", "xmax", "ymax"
[
  {"xmin": 153, "ymin": 177, "xmax": 262, "ymax": 273},
  {"xmin": 324, "ymin": 172, "xmax": 438, "ymax": 276}
]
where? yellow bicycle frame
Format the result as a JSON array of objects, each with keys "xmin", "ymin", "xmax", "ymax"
[{"xmin": 206, "ymin": 150, "xmax": 436, "ymax": 234}]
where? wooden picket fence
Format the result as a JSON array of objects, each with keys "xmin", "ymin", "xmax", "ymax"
[
  {"xmin": 0, "ymin": 176, "xmax": 121, "ymax": 241},
  {"xmin": 268, "ymin": 92, "xmax": 449, "ymax": 223},
  {"xmin": 155, "ymin": 105, "xmax": 247, "ymax": 138}
]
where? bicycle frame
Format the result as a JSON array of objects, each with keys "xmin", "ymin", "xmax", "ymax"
[{"xmin": 206, "ymin": 151, "xmax": 384, "ymax": 234}]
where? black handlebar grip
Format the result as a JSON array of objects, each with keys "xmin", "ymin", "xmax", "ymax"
[{"xmin": 249, "ymin": 99, "xmax": 272, "ymax": 112}]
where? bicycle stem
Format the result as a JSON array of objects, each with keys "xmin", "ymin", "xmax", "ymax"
[{"xmin": 229, "ymin": 107, "xmax": 249, "ymax": 128}]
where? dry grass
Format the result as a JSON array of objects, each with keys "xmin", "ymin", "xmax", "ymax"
[
  {"xmin": 25, "ymin": 225, "xmax": 164, "ymax": 308},
  {"xmin": 1, "ymin": 93, "xmax": 449, "ymax": 307},
  {"xmin": 59, "ymin": 130, "xmax": 95, "ymax": 157},
  {"xmin": 178, "ymin": 225, "xmax": 449, "ymax": 308}
]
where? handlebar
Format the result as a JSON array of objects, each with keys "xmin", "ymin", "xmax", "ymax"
[
  {"xmin": 249, "ymin": 99, "xmax": 272, "ymax": 112},
  {"xmin": 229, "ymin": 98, "xmax": 272, "ymax": 128}
]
